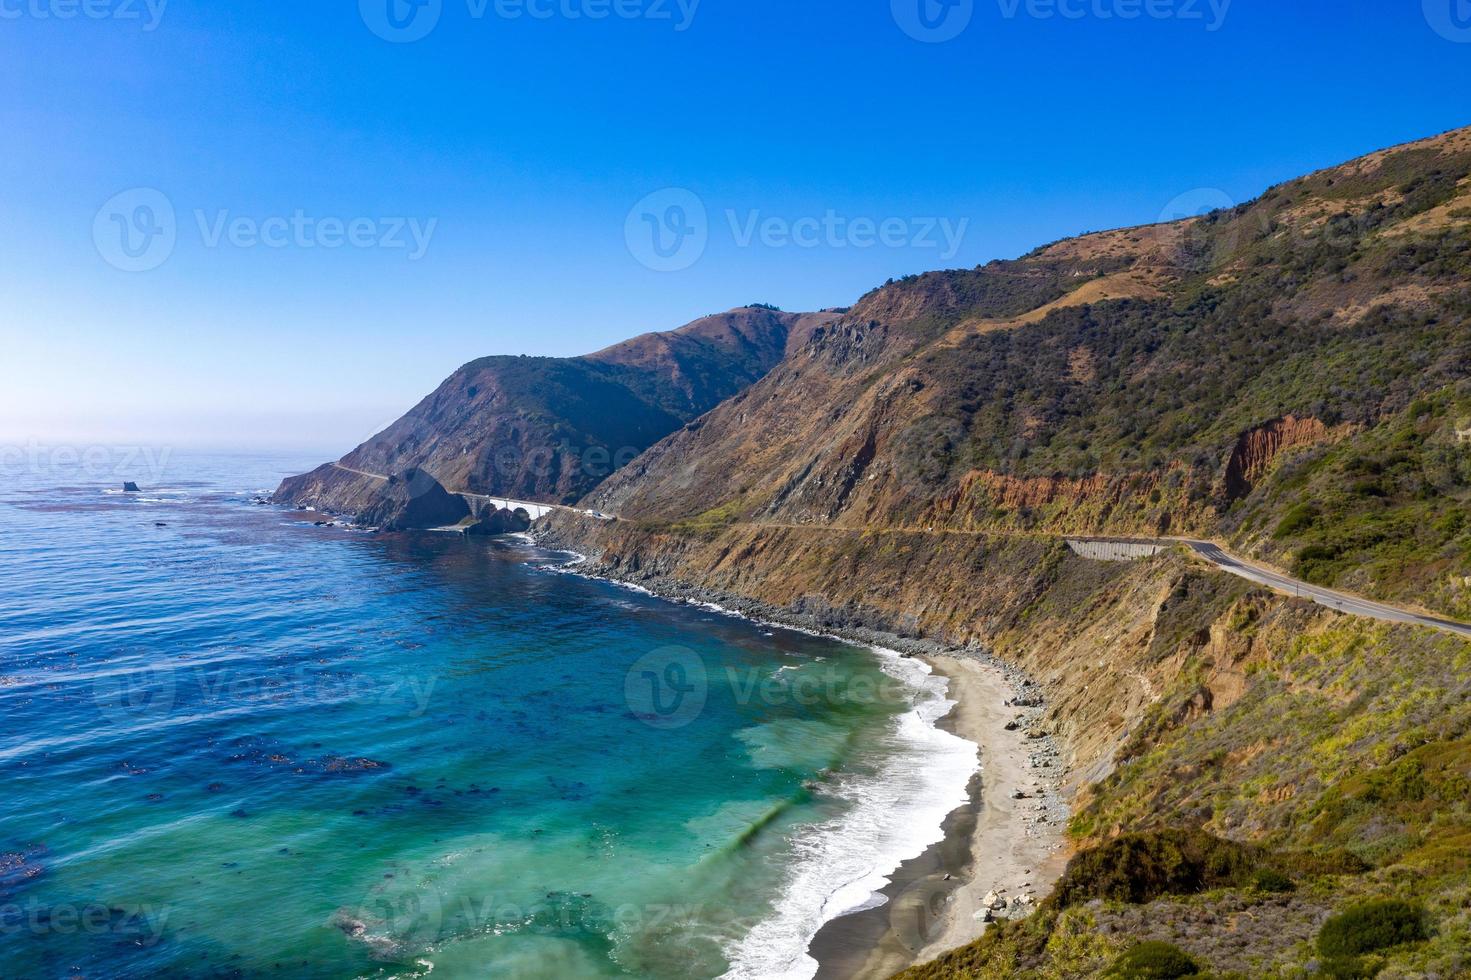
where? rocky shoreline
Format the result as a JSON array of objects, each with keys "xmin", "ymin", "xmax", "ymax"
[{"xmin": 533, "ymin": 528, "xmax": 1076, "ymax": 978}]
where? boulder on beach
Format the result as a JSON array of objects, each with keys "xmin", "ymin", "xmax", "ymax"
[
  {"xmin": 122, "ymin": 482, "xmax": 140, "ymax": 493},
  {"xmin": 355, "ymin": 469, "xmax": 470, "ymax": 531}
]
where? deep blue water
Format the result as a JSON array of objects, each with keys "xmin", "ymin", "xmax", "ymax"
[{"xmin": 0, "ymin": 451, "xmax": 974, "ymax": 979}]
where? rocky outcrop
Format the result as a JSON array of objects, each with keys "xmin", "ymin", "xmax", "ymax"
[
  {"xmin": 463, "ymin": 506, "xmax": 532, "ymax": 537},
  {"xmin": 274, "ymin": 465, "xmax": 385, "ymax": 518},
  {"xmin": 1223, "ymin": 415, "xmax": 1348, "ymax": 501},
  {"xmin": 354, "ymin": 469, "xmax": 469, "ymax": 531}
]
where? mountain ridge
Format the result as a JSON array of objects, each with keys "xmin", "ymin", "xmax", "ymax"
[
  {"xmin": 274, "ymin": 305, "xmax": 840, "ymax": 516},
  {"xmin": 576, "ymin": 126, "xmax": 1471, "ymax": 623}
]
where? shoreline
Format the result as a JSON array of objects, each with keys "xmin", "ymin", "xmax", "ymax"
[
  {"xmin": 809, "ymin": 653, "xmax": 1073, "ymax": 978},
  {"xmin": 532, "ymin": 537, "xmax": 1073, "ymax": 979}
]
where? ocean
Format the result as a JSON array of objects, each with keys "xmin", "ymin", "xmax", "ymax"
[{"xmin": 0, "ymin": 450, "xmax": 976, "ymax": 979}]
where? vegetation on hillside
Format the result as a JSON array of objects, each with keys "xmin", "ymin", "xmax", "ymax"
[
  {"xmin": 540, "ymin": 130, "xmax": 1471, "ymax": 979},
  {"xmin": 893, "ymin": 595, "xmax": 1471, "ymax": 979},
  {"xmin": 588, "ymin": 128, "xmax": 1471, "ymax": 616},
  {"xmin": 1231, "ymin": 383, "xmax": 1471, "ymax": 618}
]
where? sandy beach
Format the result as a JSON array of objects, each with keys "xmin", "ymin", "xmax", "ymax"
[
  {"xmin": 539, "ymin": 548, "xmax": 1076, "ymax": 979},
  {"xmin": 810, "ymin": 652, "xmax": 1073, "ymax": 979}
]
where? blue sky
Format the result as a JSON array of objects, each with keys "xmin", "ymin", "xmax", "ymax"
[{"xmin": 2, "ymin": 0, "xmax": 1468, "ymax": 452}]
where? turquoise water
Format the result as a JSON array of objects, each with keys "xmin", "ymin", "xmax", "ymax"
[{"xmin": 0, "ymin": 451, "xmax": 975, "ymax": 979}]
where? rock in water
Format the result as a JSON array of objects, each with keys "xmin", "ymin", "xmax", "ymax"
[
  {"xmin": 0, "ymin": 845, "xmax": 48, "ymax": 899},
  {"xmin": 355, "ymin": 468, "xmax": 470, "ymax": 531},
  {"xmin": 122, "ymin": 482, "xmax": 140, "ymax": 493}
]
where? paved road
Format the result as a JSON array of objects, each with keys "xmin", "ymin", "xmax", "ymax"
[
  {"xmin": 330, "ymin": 463, "xmax": 387, "ymax": 481},
  {"xmin": 737, "ymin": 525, "xmax": 1471, "ymax": 640},
  {"xmin": 318, "ymin": 470, "xmax": 1469, "ymax": 638},
  {"xmin": 1178, "ymin": 539, "xmax": 1471, "ymax": 640}
]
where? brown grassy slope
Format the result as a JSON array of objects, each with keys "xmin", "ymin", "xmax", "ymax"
[{"xmin": 579, "ymin": 126, "xmax": 1471, "ymax": 615}]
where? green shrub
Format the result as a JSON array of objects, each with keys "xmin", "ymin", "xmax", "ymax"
[
  {"xmin": 1274, "ymin": 502, "xmax": 1320, "ymax": 538},
  {"xmin": 1252, "ymin": 868, "xmax": 1296, "ymax": 893},
  {"xmin": 1318, "ymin": 956, "xmax": 1376, "ymax": 979},
  {"xmin": 1362, "ymin": 759, "xmax": 1428, "ymax": 804},
  {"xmin": 1104, "ymin": 941, "xmax": 1204, "ymax": 978},
  {"xmin": 1317, "ymin": 899, "xmax": 1428, "ymax": 957},
  {"xmin": 1049, "ymin": 829, "xmax": 1261, "ymax": 907},
  {"xmin": 1272, "ymin": 849, "xmax": 1370, "ymax": 878}
]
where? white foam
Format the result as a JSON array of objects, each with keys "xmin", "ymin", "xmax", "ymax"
[
  {"xmin": 719, "ymin": 648, "xmax": 979, "ymax": 980},
  {"xmin": 535, "ymin": 557, "xmax": 981, "ymax": 980}
]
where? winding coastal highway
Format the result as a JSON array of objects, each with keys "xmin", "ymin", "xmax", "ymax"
[
  {"xmin": 1175, "ymin": 539, "xmax": 1471, "ymax": 640},
  {"xmin": 328, "ymin": 463, "xmax": 388, "ymax": 482},
  {"xmin": 326, "ymin": 461, "xmax": 1470, "ymax": 639}
]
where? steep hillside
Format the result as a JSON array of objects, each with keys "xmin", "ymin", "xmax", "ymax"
[
  {"xmin": 889, "ymin": 563, "xmax": 1471, "ymax": 979},
  {"xmin": 538, "ymin": 126, "xmax": 1471, "ymax": 978},
  {"xmin": 538, "ymin": 511, "xmax": 1471, "ymax": 976},
  {"xmin": 275, "ymin": 307, "xmax": 838, "ymax": 513},
  {"xmin": 580, "ymin": 126, "xmax": 1471, "ymax": 617}
]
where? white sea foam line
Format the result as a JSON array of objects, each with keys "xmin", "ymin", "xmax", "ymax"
[
  {"xmin": 719, "ymin": 648, "xmax": 980, "ymax": 980},
  {"xmin": 535, "ymin": 558, "xmax": 981, "ymax": 979}
]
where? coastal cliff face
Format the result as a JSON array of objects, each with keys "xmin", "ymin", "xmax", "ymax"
[
  {"xmin": 579, "ymin": 126, "xmax": 1471, "ymax": 615},
  {"xmin": 353, "ymin": 468, "xmax": 470, "ymax": 531},
  {"xmin": 539, "ymin": 127, "xmax": 1471, "ymax": 976},
  {"xmin": 534, "ymin": 514, "xmax": 1202, "ymax": 778},
  {"xmin": 539, "ymin": 506, "xmax": 1471, "ymax": 974},
  {"xmin": 274, "ymin": 307, "xmax": 839, "ymax": 514}
]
